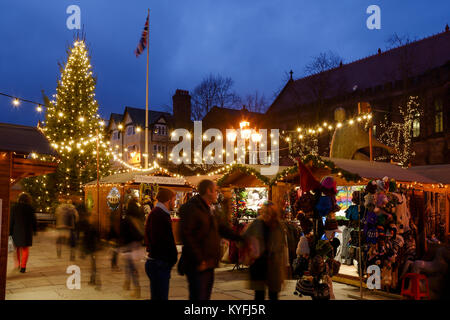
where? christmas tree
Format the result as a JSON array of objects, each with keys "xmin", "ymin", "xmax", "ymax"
[{"xmin": 22, "ymin": 39, "xmax": 111, "ymax": 211}]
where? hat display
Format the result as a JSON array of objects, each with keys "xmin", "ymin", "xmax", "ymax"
[
  {"xmin": 365, "ymin": 180, "xmax": 377, "ymax": 194},
  {"xmin": 376, "ymin": 180, "xmax": 386, "ymax": 192},
  {"xmin": 324, "ymin": 218, "xmax": 342, "ymax": 233},
  {"xmin": 377, "ymin": 225, "xmax": 385, "ymax": 237},
  {"xmin": 320, "ymin": 176, "xmax": 337, "ymax": 194}
]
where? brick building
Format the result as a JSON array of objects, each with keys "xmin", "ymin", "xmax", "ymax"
[
  {"xmin": 106, "ymin": 89, "xmax": 192, "ymax": 168},
  {"xmin": 265, "ymin": 27, "xmax": 450, "ymax": 165}
]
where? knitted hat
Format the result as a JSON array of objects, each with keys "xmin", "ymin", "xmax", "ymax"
[
  {"xmin": 156, "ymin": 188, "xmax": 176, "ymax": 203},
  {"xmin": 376, "ymin": 180, "xmax": 386, "ymax": 192},
  {"xmin": 389, "ymin": 179, "xmax": 397, "ymax": 192},
  {"xmin": 366, "ymin": 180, "xmax": 377, "ymax": 194},
  {"xmin": 324, "ymin": 218, "xmax": 342, "ymax": 233},
  {"xmin": 377, "ymin": 225, "xmax": 385, "ymax": 237},
  {"xmin": 320, "ymin": 176, "xmax": 337, "ymax": 194}
]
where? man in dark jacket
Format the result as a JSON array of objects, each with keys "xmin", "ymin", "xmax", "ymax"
[
  {"xmin": 178, "ymin": 179, "xmax": 243, "ymax": 300},
  {"xmin": 144, "ymin": 188, "xmax": 178, "ymax": 300}
]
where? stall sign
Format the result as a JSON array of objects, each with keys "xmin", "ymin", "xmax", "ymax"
[
  {"xmin": 107, "ymin": 187, "xmax": 121, "ymax": 210},
  {"xmin": 134, "ymin": 175, "xmax": 186, "ymax": 185}
]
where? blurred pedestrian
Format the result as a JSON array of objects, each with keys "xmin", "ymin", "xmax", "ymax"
[
  {"xmin": 77, "ymin": 203, "xmax": 102, "ymax": 289},
  {"xmin": 178, "ymin": 179, "xmax": 243, "ymax": 300},
  {"xmin": 55, "ymin": 198, "xmax": 78, "ymax": 261},
  {"xmin": 243, "ymin": 201, "xmax": 288, "ymax": 300},
  {"xmin": 107, "ymin": 206, "xmax": 122, "ymax": 271},
  {"xmin": 9, "ymin": 193, "xmax": 37, "ymax": 273},
  {"xmin": 144, "ymin": 188, "xmax": 178, "ymax": 300},
  {"xmin": 75, "ymin": 202, "xmax": 89, "ymax": 259},
  {"xmin": 120, "ymin": 197, "xmax": 145, "ymax": 298}
]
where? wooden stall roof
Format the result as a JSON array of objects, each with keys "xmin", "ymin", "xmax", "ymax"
[
  {"xmin": 324, "ymin": 157, "xmax": 438, "ymax": 184},
  {"xmin": 218, "ymin": 164, "xmax": 290, "ymax": 188},
  {"xmin": 408, "ymin": 164, "xmax": 450, "ymax": 185},
  {"xmin": 273, "ymin": 157, "xmax": 440, "ymax": 186},
  {"xmin": 85, "ymin": 171, "xmax": 150, "ymax": 185},
  {"xmin": 0, "ymin": 123, "xmax": 57, "ymax": 156},
  {"xmin": 11, "ymin": 157, "xmax": 58, "ymax": 181},
  {"xmin": 84, "ymin": 170, "xmax": 192, "ymax": 189},
  {"xmin": 185, "ymin": 174, "xmax": 222, "ymax": 188}
]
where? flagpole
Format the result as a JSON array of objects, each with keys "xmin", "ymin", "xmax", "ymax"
[{"xmin": 145, "ymin": 8, "xmax": 150, "ymax": 169}]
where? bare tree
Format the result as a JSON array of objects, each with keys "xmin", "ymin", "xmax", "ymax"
[
  {"xmin": 301, "ymin": 50, "xmax": 344, "ymax": 122},
  {"xmin": 191, "ymin": 73, "xmax": 241, "ymax": 120},
  {"xmin": 242, "ymin": 90, "xmax": 268, "ymax": 113},
  {"xmin": 304, "ymin": 50, "xmax": 341, "ymax": 76}
]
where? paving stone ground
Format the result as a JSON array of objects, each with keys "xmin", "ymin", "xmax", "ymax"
[{"xmin": 5, "ymin": 229, "xmax": 393, "ymax": 300}]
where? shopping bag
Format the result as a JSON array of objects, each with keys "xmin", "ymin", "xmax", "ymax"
[{"xmin": 8, "ymin": 236, "xmax": 14, "ymax": 253}]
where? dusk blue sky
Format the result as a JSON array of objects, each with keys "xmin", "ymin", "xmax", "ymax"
[{"xmin": 1, "ymin": 0, "xmax": 449, "ymax": 126}]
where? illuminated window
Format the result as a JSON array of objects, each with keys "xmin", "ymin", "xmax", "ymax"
[
  {"xmin": 435, "ymin": 99, "xmax": 443, "ymax": 133},
  {"xmin": 154, "ymin": 124, "xmax": 167, "ymax": 136},
  {"xmin": 412, "ymin": 114, "xmax": 420, "ymax": 138}
]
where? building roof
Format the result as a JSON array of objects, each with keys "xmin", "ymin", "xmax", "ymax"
[
  {"xmin": 110, "ymin": 113, "xmax": 123, "ymax": 124},
  {"xmin": 202, "ymin": 106, "xmax": 265, "ymax": 130},
  {"xmin": 0, "ymin": 123, "xmax": 57, "ymax": 156},
  {"xmin": 267, "ymin": 29, "xmax": 450, "ymax": 114},
  {"xmin": 124, "ymin": 106, "xmax": 173, "ymax": 127},
  {"xmin": 408, "ymin": 164, "xmax": 450, "ymax": 184}
]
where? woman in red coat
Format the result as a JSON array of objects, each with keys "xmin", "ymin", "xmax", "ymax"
[{"xmin": 9, "ymin": 193, "xmax": 37, "ymax": 273}]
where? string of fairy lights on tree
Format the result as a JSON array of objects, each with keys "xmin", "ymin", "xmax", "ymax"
[{"xmin": 377, "ymin": 96, "xmax": 422, "ymax": 167}]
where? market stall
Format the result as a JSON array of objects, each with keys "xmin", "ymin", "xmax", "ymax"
[
  {"xmin": 83, "ymin": 169, "xmax": 194, "ymax": 243},
  {"xmin": 271, "ymin": 155, "xmax": 445, "ymax": 298}
]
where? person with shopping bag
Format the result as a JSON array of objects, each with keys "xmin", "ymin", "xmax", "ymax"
[{"xmin": 9, "ymin": 193, "xmax": 37, "ymax": 273}]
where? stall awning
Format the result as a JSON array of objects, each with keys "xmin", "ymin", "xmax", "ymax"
[
  {"xmin": 84, "ymin": 170, "xmax": 188, "ymax": 186},
  {"xmin": 323, "ymin": 157, "xmax": 438, "ymax": 184},
  {"xmin": 408, "ymin": 164, "xmax": 450, "ymax": 185},
  {"xmin": 185, "ymin": 175, "xmax": 222, "ymax": 188}
]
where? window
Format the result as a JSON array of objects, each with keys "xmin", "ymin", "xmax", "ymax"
[
  {"xmin": 112, "ymin": 131, "xmax": 119, "ymax": 140},
  {"xmin": 153, "ymin": 144, "xmax": 157, "ymax": 156},
  {"xmin": 126, "ymin": 126, "xmax": 135, "ymax": 136},
  {"xmin": 154, "ymin": 124, "xmax": 167, "ymax": 136},
  {"xmin": 435, "ymin": 99, "xmax": 443, "ymax": 133},
  {"xmin": 412, "ymin": 114, "xmax": 420, "ymax": 138}
]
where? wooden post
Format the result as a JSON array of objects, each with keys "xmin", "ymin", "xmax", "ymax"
[
  {"xmin": 96, "ymin": 130, "xmax": 100, "ymax": 233},
  {"xmin": 0, "ymin": 152, "xmax": 12, "ymax": 300}
]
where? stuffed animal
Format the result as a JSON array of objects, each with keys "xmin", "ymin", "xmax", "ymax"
[{"xmin": 381, "ymin": 260, "xmax": 393, "ymax": 292}]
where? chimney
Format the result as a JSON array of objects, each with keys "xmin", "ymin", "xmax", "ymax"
[{"xmin": 172, "ymin": 89, "xmax": 192, "ymax": 130}]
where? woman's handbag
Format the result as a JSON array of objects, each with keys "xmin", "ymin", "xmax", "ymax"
[
  {"xmin": 292, "ymin": 256, "xmax": 309, "ymax": 277},
  {"xmin": 329, "ymin": 258, "xmax": 341, "ymax": 276},
  {"xmin": 313, "ymin": 283, "xmax": 330, "ymax": 300},
  {"xmin": 8, "ymin": 236, "xmax": 14, "ymax": 253},
  {"xmin": 295, "ymin": 276, "xmax": 315, "ymax": 297}
]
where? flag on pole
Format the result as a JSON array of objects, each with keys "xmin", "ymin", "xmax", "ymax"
[{"xmin": 135, "ymin": 13, "xmax": 149, "ymax": 57}]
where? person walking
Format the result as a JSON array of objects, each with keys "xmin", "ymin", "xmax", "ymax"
[
  {"xmin": 144, "ymin": 188, "xmax": 178, "ymax": 300},
  {"xmin": 120, "ymin": 197, "xmax": 145, "ymax": 298},
  {"xmin": 178, "ymin": 179, "xmax": 243, "ymax": 300},
  {"xmin": 77, "ymin": 203, "xmax": 102, "ymax": 289},
  {"xmin": 243, "ymin": 201, "xmax": 288, "ymax": 300},
  {"xmin": 107, "ymin": 206, "xmax": 122, "ymax": 271},
  {"xmin": 55, "ymin": 198, "xmax": 78, "ymax": 261},
  {"xmin": 9, "ymin": 193, "xmax": 37, "ymax": 273}
]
